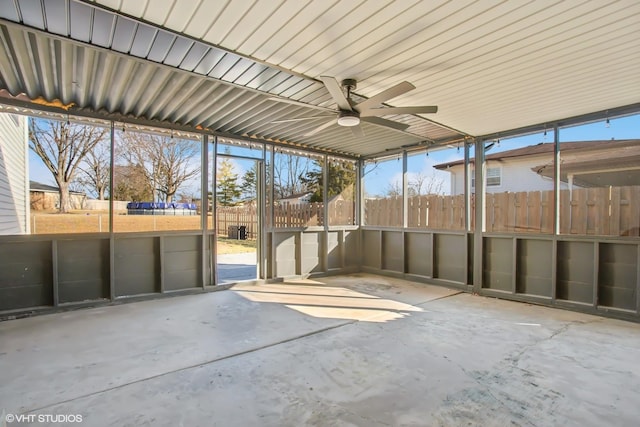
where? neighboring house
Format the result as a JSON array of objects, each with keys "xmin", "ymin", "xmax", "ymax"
[
  {"xmin": 277, "ymin": 191, "xmax": 313, "ymax": 205},
  {"xmin": 0, "ymin": 113, "xmax": 29, "ymax": 235},
  {"xmin": 30, "ymin": 181, "xmax": 86, "ymax": 210},
  {"xmin": 434, "ymin": 140, "xmax": 640, "ymax": 195}
]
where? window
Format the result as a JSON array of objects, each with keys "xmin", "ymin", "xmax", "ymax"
[
  {"xmin": 407, "ymin": 149, "xmax": 463, "ymax": 230},
  {"xmin": 486, "ymin": 167, "xmax": 501, "ymax": 186},
  {"xmin": 273, "ymin": 149, "xmax": 323, "ymax": 227},
  {"xmin": 471, "ymin": 167, "xmax": 501, "ymax": 188},
  {"xmin": 480, "ymin": 132, "xmax": 553, "ymax": 234},
  {"xmin": 113, "ymin": 125, "xmax": 202, "ymax": 233},
  {"xmin": 327, "ymin": 158, "xmax": 356, "ymax": 226},
  {"xmin": 27, "ymin": 116, "xmax": 111, "ymax": 234},
  {"xmin": 363, "ymin": 157, "xmax": 403, "ymax": 227},
  {"xmin": 217, "ymin": 138, "xmax": 263, "ymax": 159},
  {"xmin": 559, "ymin": 113, "xmax": 640, "ymax": 236}
]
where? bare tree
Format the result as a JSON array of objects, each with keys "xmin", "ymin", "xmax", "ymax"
[
  {"xmin": 384, "ymin": 181, "xmax": 403, "ymax": 198},
  {"xmin": 384, "ymin": 172, "xmax": 445, "ymax": 198},
  {"xmin": 29, "ymin": 118, "xmax": 109, "ymax": 213},
  {"xmin": 408, "ymin": 172, "xmax": 445, "ymax": 196},
  {"xmin": 121, "ymin": 133, "xmax": 200, "ymax": 202},
  {"xmin": 273, "ymin": 151, "xmax": 314, "ymax": 199},
  {"xmin": 77, "ymin": 139, "xmax": 111, "ymax": 200}
]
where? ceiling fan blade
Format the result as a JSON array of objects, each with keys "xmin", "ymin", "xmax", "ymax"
[
  {"xmin": 361, "ymin": 105, "xmax": 438, "ymax": 117},
  {"xmin": 355, "ymin": 81, "xmax": 415, "ymax": 111},
  {"xmin": 350, "ymin": 125, "xmax": 364, "ymax": 138},
  {"xmin": 362, "ymin": 116, "xmax": 410, "ymax": 132},
  {"xmin": 268, "ymin": 97, "xmax": 328, "ymax": 111},
  {"xmin": 272, "ymin": 116, "xmax": 332, "ymax": 123},
  {"xmin": 304, "ymin": 119, "xmax": 336, "ymax": 137},
  {"xmin": 319, "ymin": 76, "xmax": 352, "ymax": 111}
]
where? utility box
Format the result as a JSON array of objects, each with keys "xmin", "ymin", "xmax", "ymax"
[{"xmin": 228, "ymin": 225, "xmax": 247, "ymax": 240}]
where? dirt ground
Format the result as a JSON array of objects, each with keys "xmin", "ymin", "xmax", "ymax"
[{"xmin": 30, "ymin": 211, "xmax": 256, "ymax": 254}]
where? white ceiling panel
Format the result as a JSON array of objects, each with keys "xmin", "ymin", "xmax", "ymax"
[
  {"xmin": 287, "ymin": 0, "xmax": 424, "ymax": 74},
  {"xmin": 219, "ymin": 0, "xmax": 286, "ymax": 51},
  {"xmin": 182, "ymin": 0, "xmax": 229, "ymax": 39},
  {"xmin": 116, "ymin": 0, "xmax": 146, "ymax": 17},
  {"xmin": 163, "ymin": 0, "xmax": 201, "ymax": 32},
  {"xmin": 140, "ymin": 0, "xmax": 174, "ymax": 27},
  {"xmin": 250, "ymin": 1, "xmax": 340, "ymax": 62},
  {"xmin": 202, "ymin": 1, "xmax": 259, "ymax": 46},
  {"xmin": 236, "ymin": 0, "xmax": 309, "ymax": 55}
]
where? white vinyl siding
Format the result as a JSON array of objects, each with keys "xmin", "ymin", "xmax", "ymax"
[
  {"xmin": 449, "ymin": 156, "xmax": 563, "ymax": 195},
  {"xmin": 0, "ymin": 113, "xmax": 29, "ymax": 234}
]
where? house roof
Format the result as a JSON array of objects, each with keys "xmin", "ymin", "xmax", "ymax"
[
  {"xmin": 533, "ymin": 140, "xmax": 640, "ymax": 187},
  {"xmin": 30, "ymin": 181, "xmax": 85, "ymax": 195},
  {"xmin": 0, "ymin": 1, "xmax": 639, "ymax": 157},
  {"xmin": 433, "ymin": 140, "xmax": 640, "ymax": 169},
  {"xmin": 278, "ymin": 191, "xmax": 313, "ymax": 201}
]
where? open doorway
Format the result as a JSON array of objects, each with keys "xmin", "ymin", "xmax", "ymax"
[{"xmin": 215, "ymin": 154, "xmax": 262, "ymax": 284}]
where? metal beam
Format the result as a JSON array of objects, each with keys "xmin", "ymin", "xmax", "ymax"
[{"xmin": 473, "ymin": 138, "xmax": 484, "ymax": 292}]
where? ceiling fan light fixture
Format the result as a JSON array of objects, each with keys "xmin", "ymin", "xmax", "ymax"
[
  {"xmin": 271, "ymin": 76, "xmax": 437, "ymax": 135},
  {"xmin": 337, "ymin": 110, "xmax": 360, "ymax": 127}
]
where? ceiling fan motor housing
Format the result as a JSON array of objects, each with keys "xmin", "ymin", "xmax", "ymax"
[{"xmin": 341, "ymin": 78, "xmax": 357, "ymax": 91}]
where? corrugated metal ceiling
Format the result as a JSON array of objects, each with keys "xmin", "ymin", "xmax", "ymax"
[{"xmin": 0, "ymin": 0, "xmax": 638, "ymax": 157}]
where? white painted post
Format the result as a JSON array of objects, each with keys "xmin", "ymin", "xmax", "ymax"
[{"xmin": 568, "ymin": 174, "xmax": 574, "ymax": 199}]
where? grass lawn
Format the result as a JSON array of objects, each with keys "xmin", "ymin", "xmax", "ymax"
[{"xmin": 216, "ymin": 237, "xmax": 257, "ymax": 254}]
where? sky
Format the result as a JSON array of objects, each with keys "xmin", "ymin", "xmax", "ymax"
[
  {"xmin": 29, "ymin": 114, "xmax": 639, "ymax": 198},
  {"xmin": 364, "ymin": 114, "xmax": 640, "ymax": 196}
]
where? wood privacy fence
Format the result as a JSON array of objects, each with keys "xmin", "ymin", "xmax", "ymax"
[
  {"xmin": 485, "ymin": 191, "xmax": 553, "ymax": 233},
  {"xmin": 559, "ymin": 186, "xmax": 640, "ymax": 236},
  {"xmin": 365, "ymin": 186, "xmax": 640, "ymax": 236},
  {"xmin": 217, "ymin": 186, "xmax": 640, "ymax": 236},
  {"xmin": 272, "ymin": 203, "xmax": 324, "ymax": 227},
  {"xmin": 365, "ymin": 195, "xmax": 466, "ymax": 229},
  {"xmin": 216, "ymin": 201, "xmax": 355, "ymax": 235}
]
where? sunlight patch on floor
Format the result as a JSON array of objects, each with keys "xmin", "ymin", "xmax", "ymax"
[
  {"xmin": 233, "ymin": 283, "xmax": 381, "ymax": 299},
  {"xmin": 233, "ymin": 283, "xmax": 423, "ymax": 323},
  {"xmin": 284, "ymin": 305, "xmax": 409, "ymax": 323}
]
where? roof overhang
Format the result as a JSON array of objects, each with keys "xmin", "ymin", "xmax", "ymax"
[{"xmin": 534, "ymin": 140, "xmax": 640, "ymax": 187}]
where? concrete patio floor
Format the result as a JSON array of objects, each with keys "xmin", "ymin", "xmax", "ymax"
[
  {"xmin": 216, "ymin": 252, "xmax": 257, "ymax": 284},
  {"xmin": 1, "ymin": 274, "xmax": 638, "ymax": 426}
]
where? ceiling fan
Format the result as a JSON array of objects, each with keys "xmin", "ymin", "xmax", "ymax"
[{"xmin": 269, "ymin": 76, "xmax": 438, "ymax": 137}]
